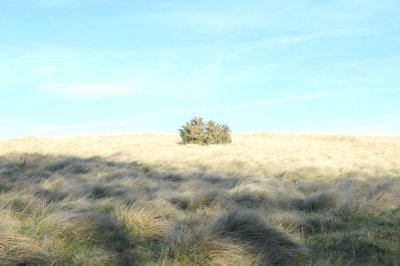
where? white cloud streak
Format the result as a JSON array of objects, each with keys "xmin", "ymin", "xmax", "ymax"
[
  {"xmin": 35, "ymin": 0, "xmax": 83, "ymax": 7},
  {"xmin": 219, "ymin": 91, "xmax": 342, "ymax": 112},
  {"xmin": 2, "ymin": 90, "xmax": 397, "ymax": 139},
  {"xmin": 35, "ymin": 62, "xmax": 175, "ymax": 100},
  {"xmin": 39, "ymin": 82, "xmax": 137, "ymax": 100}
]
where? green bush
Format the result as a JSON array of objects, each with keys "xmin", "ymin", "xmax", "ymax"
[{"xmin": 179, "ymin": 117, "xmax": 232, "ymax": 145}]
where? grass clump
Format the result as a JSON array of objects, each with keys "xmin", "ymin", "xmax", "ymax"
[
  {"xmin": 306, "ymin": 233, "xmax": 400, "ymax": 265},
  {"xmin": 179, "ymin": 117, "xmax": 231, "ymax": 145},
  {"xmin": 0, "ymin": 234, "xmax": 54, "ymax": 265},
  {"xmin": 214, "ymin": 210, "xmax": 308, "ymax": 265},
  {"xmin": 29, "ymin": 209, "xmax": 134, "ymax": 264},
  {"xmin": 160, "ymin": 215, "xmax": 260, "ymax": 266},
  {"xmin": 115, "ymin": 202, "xmax": 173, "ymax": 241}
]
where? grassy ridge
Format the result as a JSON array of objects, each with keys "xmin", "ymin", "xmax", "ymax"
[{"xmin": 0, "ymin": 135, "xmax": 399, "ymax": 265}]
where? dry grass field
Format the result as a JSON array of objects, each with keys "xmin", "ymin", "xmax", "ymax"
[{"xmin": 0, "ymin": 134, "xmax": 399, "ymax": 265}]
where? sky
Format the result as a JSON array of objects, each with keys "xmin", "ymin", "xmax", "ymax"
[{"xmin": 1, "ymin": 0, "xmax": 400, "ymax": 138}]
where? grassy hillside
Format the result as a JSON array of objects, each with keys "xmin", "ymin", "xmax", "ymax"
[{"xmin": 0, "ymin": 134, "xmax": 399, "ymax": 265}]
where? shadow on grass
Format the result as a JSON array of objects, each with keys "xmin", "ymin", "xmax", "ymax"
[
  {"xmin": 1, "ymin": 153, "xmax": 399, "ymax": 265},
  {"xmin": 0, "ymin": 153, "xmax": 239, "ymax": 203},
  {"xmin": 0, "ymin": 153, "xmax": 242, "ymax": 264}
]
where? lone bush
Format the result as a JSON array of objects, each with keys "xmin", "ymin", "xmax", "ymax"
[{"xmin": 179, "ymin": 117, "xmax": 232, "ymax": 145}]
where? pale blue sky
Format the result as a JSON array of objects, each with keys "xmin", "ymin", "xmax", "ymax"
[{"xmin": 1, "ymin": 0, "xmax": 399, "ymax": 138}]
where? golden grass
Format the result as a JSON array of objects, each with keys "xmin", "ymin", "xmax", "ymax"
[
  {"xmin": 0, "ymin": 234, "xmax": 53, "ymax": 265},
  {"xmin": 3, "ymin": 134, "xmax": 399, "ymax": 180},
  {"xmin": 0, "ymin": 134, "xmax": 399, "ymax": 265},
  {"xmin": 115, "ymin": 201, "xmax": 174, "ymax": 241}
]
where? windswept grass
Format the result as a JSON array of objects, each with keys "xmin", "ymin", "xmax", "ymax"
[{"xmin": 0, "ymin": 134, "xmax": 399, "ymax": 265}]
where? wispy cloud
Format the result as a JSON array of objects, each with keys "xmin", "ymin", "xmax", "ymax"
[
  {"xmin": 35, "ymin": 0, "xmax": 83, "ymax": 7},
  {"xmin": 316, "ymin": 119, "xmax": 400, "ymax": 137},
  {"xmin": 36, "ymin": 65, "xmax": 178, "ymax": 100},
  {"xmin": 31, "ymin": 54, "xmax": 175, "ymax": 100},
  {"xmin": 31, "ymin": 65, "xmax": 65, "ymax": 75},
  {"xmin": 2, "ymin": 90, "xmax": 398, "ymax": 139},
  {"xmin": 4, "ymin": 110, "xmax": 172, "ymax": 138},
  {"xmin": 219, "ymin": 92, "xmax": 343, "ymax": 112},
  {"xmin": 109, "ymin": 2, "xmax": 308, "ymax": 34},
  {"xmin": 123, "ymin": 91, "xmax": 344, "ymax": 115},
  {"xmin": 39, "ymin": 82, "xmax": 137, "ymax": 100}
]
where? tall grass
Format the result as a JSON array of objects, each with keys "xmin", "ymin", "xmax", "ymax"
[{"xmin": 0, "ymin": 134, "xmax": 399, "ymax": 265}]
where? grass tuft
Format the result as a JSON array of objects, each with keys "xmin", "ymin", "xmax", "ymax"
[
  {"xmin": 0, "ymin": 234, "xmax": 54, "ymax": 265},
  {"xmin": 214, "ymin": 210, "xmax": 308, "ymax": 265}
]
